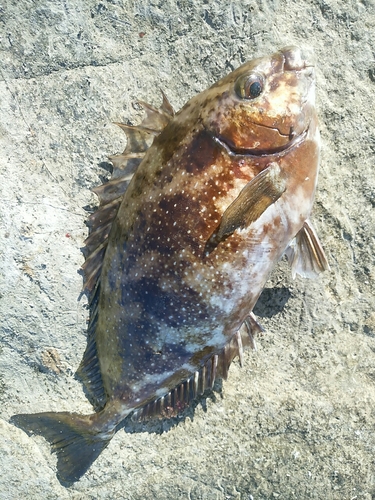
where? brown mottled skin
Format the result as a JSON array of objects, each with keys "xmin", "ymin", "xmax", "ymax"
[
  {"xmin": 97, "ymin": 47, "xmax": 319, "ymax": 412},
  {"xmin": 11, "ymin": 47, "xmax": 324, "ymax": 483}
]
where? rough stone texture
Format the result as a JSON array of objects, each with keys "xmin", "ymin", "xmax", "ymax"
[{"xmin": 1, "ymin": 0, "xmax": 375, "ymax": 498}]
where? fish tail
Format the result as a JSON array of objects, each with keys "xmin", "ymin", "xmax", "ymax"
[{"xmin": 11, "ymin": 410, "xmax": 114, "ymax": 484}]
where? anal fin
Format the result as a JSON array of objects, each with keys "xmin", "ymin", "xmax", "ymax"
[{"xmin": 132, "ymin": 313, "xmax": 264, "ymax": 421}]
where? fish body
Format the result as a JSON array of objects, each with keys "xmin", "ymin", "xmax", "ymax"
[{"xmin": 11, "ymin": 46, "xmax": 328, "ymax": 483}]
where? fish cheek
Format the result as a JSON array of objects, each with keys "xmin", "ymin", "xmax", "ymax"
[{"xmin": 219, "ymin": 115, "xmax": 290, "ymax": 151}]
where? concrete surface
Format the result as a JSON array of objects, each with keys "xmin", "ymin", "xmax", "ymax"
[{"xmin": 1, "ymin": 0, "xmax": 375, "ymax": 498}]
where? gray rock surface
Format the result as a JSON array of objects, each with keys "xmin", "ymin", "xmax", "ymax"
[{"xmin": 1, "ymin": 0, "xmax": 375, "ymax": 498}]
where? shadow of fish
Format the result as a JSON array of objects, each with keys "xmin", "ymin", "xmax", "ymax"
[{"xmin": 11, "ymin": 46, "xmax": 329, "ymax": 484}]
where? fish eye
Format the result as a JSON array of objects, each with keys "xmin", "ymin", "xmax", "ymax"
[{"xmin": 235, "ymin": 73, "xmax": 264, "ymax": 100}]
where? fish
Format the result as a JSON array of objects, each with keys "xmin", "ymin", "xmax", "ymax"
[{"xmin": 11, "ymin": 46, "xmax": 329, "ymax": 484}]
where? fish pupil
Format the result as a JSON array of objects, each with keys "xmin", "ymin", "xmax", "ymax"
[{"xmin": 249, "ymin": 81, "xmax": 262, "ymax": 98}]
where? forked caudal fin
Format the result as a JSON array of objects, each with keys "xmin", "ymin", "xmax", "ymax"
[
  {"xmin": 10, "ymin": 411, "xmax": 114, "ymax": 484},
  {"xmin": 10, "ymin": 312, "xmax": 264, "ymax": 479}
]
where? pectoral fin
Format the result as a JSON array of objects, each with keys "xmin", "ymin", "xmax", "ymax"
[
  {"xmin": 285, "ymin": 219, "xmax": 330, "ymax": 278},
  {"xmin": 205, "ymin": 162, "xmax": 286, "ymax": 255}
]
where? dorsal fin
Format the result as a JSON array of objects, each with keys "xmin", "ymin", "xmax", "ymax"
[
  {"xmin": 132, "ymin": 313, "xmax": 263, "ymax": 421},
  {"xmin": 75, "ymin": 283, "xmax": 107, "ymax": 410},
  {"xmin": 77, "ymin": 93, "xmax": 174, "ymax": 409},
  {"xmin": 81, "ymin": 92, "xmax": 175, "ymax": 293}
]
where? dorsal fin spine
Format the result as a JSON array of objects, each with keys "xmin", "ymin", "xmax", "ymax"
[{"xmin": 78, "ymin": 93, "xmax": 175, "ymax": 409}]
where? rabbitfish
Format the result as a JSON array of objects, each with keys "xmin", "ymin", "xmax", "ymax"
[{"xmin": 12, "ymin": 46, "xmax": 329, "ymax": 483}]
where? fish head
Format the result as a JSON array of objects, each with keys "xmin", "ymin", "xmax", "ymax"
[{"xmin": 200, "ymin": 46, "xmax": 317, "ymax": 155}]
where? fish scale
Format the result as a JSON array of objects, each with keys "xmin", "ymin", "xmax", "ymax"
[{"xmin": 11, "ymin": 46, "xmax": 329, "ymax": 484}]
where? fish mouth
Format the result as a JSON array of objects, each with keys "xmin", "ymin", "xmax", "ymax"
[
  {"xmin": 281, "ymin": 46, "xmax": 315, "ymax": 72},
  {"xmin": 212, "ymin": 125, "xmax": 309, "ymax": 158}
]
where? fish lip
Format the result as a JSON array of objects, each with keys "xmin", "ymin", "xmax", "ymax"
[
  {"xmin": 280, "ymin": 46, "xmax": 315, "ymax": 72},
  {"xmin": 211, "ymin": 126, "xmax": 309, "ymax": 158}
]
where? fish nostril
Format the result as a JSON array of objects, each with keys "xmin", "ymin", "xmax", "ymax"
[{"xmin": 281, "ymin": 46, "xmax": 314, "ymax": 71}]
